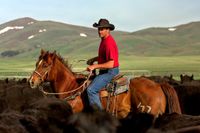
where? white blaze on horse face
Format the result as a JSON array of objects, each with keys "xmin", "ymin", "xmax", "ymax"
[
  {"xmin": 29, "ymin": 59, "xmax": 44, "ymax": 89},
  {"xmin": 38, "ymin": 59, "xmax": 43, "ymax": 68},
  {"xmin": 31, "ymin": 59, "xmax": 43, "ymax": 80},
  {"xmin": 29, "ymin": 76, "xmax": 33, "ymax": 82},
  {"xmin": 29, "ymin": 76, "xmax": 33, "ymax": 86},
  {"xmin": 29, "ymin": 75, "xmax": 37, "ymax": 89},
  {"xmin": 29, "ymin": 77, "xmax": 35, "ymax": 89}
]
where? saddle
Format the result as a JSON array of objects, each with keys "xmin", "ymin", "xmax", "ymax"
[
  {"xmin": 76, "ymin": 73, "xmax": 130, "ymax": 117},
  {"xmin": 75, "ymin": 73, "xmax": 129, "ymax": 96},
  {"xmin": 100, "ymin": 74, "xmax": 130, "ymax": 117},
  {"xmin": 100, "ymin": 74, "xmax": 129, "ymax": 97}
]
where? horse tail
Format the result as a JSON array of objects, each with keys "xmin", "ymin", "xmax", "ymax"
[{"xmin": 160, "ymin": 82, "xmax": 182, "ymax": 114}]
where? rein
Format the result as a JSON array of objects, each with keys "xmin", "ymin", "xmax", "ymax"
[{"xmin": 38, "ymin": 71, "xmax": 92, "ymax": 100}]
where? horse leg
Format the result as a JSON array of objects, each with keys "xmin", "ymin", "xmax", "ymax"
[{"xmin": 115, "ymin": 92, "xmax": 131, "ymax": 118}]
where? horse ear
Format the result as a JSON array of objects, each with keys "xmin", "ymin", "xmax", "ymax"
[
  {"xmin": 52, "ymin": 51, "xmax": 56, "ymax": 60},
  {"xmin": 41, "ymin": 49, "xmax": 45, "ymax": 55},
  {"xmin": 191, "ymin": 74, "xmax": 194, "ymax": 80}
]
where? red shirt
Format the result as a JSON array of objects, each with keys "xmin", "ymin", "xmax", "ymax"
[{"xmin": 98, "ymin": 35, "xmax": 119, "ymax": 67}]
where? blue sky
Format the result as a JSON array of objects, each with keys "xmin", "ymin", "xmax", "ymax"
[{"xmin": 0, "ymin": 0, "xmax": 200, "ymax": 32}]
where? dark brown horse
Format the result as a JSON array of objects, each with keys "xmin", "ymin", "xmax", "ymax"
[{"xmin": 29, "ymin": 49, "xmax": 181, "ymax": 118}]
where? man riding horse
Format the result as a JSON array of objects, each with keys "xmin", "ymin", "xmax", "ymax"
[
  {"xmin": 86, "ymin": 18, "xmax": 119, "ymax": 110},
  {"xmin": 29, "ymin": 18, "xmax": 181, "ymax": 118}
]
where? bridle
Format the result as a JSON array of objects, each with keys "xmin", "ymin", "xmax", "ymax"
[
  {"xmin": 31, "ymin": 58, "xmax": 92, "ymax": 101},
  {"xmin": 33, "ymin": 63, "xmax": 52, "ymax": 82},
  {"xmin": 39, "ymin": 71, "xmax": 92, "ymax": 100}
]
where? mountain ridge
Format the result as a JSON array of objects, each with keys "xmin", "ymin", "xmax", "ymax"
[{"xmin": 0, "ymin": 17, "xmax": 199, "ymax": 58}]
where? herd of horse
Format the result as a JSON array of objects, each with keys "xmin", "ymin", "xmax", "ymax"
[{"xmin": 29, "ymin": 49, "xmax": 182, "ymax": 119}]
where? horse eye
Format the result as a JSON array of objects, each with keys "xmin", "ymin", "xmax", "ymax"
[{"xmin": 42, "ymin": 63, "xmax": 48, "ymax": 68}]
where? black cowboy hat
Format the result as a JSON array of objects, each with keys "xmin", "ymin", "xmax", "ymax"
[{"xmin": 93, "ymin": 19, "xmax": 115, "ymax": 31}]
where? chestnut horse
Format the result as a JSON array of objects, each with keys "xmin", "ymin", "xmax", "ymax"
[{"xmin": 29, "ymin": 50, "xmax": 181, "ymax": 118}]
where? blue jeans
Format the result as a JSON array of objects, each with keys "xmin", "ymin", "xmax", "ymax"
[{"xmin": 87, "ymin": 67, "xmax": 119, "ymax": 109}]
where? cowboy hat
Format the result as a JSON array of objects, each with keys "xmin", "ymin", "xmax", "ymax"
[{"xmin": 93, "ymin": 19, "xmax": 115, "ymax": 31}]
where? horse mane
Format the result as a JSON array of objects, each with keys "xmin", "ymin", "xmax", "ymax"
[
  {"xmin": 40, "ymin": 50, "xmax": 73, "ymax": 72},
  {"xmin": 55, "ymin": 53, "xmax": 72, "ymax": 70}
]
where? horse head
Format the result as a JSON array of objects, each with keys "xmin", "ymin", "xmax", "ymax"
[
  {"xmin": 29, "ymin": 49, "xmax": 56, "ymax": 88},
  {"xmin": 180, "ymin": 74, "xmax": 194, "ymax": 83}
]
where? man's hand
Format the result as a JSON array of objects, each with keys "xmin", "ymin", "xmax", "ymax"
[{"xmin": 86, "ymin": 65, "xmax": 96, "ymax": 71}]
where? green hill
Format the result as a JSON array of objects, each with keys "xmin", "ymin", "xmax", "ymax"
[
  {"xmin": 128, "ymin": 21, "xmax": 200, "ymax": 56},
  {"xmin": 0, "ymin": 17, "xmax": 200, "ymax": 59}
]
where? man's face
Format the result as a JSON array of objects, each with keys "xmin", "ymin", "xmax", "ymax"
[{"xmin": 98, "ymin": 27, "xmax": 110, "ymax": 39}]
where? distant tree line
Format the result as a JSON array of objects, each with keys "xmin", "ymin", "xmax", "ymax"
[{"xmin": 1, "ymin": 50, "xmax": 20, "ymax": 57}]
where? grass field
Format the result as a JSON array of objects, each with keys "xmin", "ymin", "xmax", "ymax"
[{"xmin": 0, "ymin": 55, "xmax": 200, "ymax": 80}]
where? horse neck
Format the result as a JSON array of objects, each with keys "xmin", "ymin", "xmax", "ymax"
[{"xmin": 51, "ymin": 59, "xmax": 79, "ymax": 97}]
